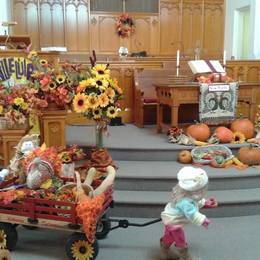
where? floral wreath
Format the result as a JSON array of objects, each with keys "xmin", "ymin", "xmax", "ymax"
[{"xmin": 116, "ymin": 13, "xmax": 134, "ymax": 38}]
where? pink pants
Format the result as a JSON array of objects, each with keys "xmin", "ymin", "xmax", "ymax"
[{"xmin": 161, "ymin": 224, "xmax": 187, "ymax": 248}]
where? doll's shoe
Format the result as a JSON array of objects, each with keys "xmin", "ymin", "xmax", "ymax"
[
  {"xmin": 160, "ymin": 240, "xmax": 169, "ymax": 259},
  {"xmin": 178, "ymin": 247, "xmax": 193, "ymax": 260}
]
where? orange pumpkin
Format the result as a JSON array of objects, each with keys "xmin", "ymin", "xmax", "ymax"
[
  {"xmin": 186, "ymin": 123, "xmax": 211, "ymax": 142},
  {"xmin": 231, "ymin": 118, "xmax": 255, "ymax": 139},
  {"xmin": 238, "ymin": 146, "xmax": 260, "ymax": 165},
  {"xmin": 178, "ymin": 150, "xmax": 192, "ymax": 164},
  {"xmin": 214, "ymin": 126, "xmax": 234, "ymax": 143}
]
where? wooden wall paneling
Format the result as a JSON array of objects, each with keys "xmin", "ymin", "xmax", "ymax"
[
  {"xmin": 130, "ymin": 16, "xmax": 152, "ymax": 54},
  {"xmin": 150, "ymin": 16, "xmax": 160, "ymax": 55},
  {"xmin": 160, "ymin": 1, "xmax": 181, "ymax": 55},
  {"xmin": 203, "ymin": 0, "xmax": 224, "ymax": 59},
  {"xmin": 12, "ymin": 0, "xmax": 29, "ymax": 35},
  {"xmin": 27, "ymin": 2, "xmax": 40, "ymax": 49},
  {"xmin": 76, "ymin": 1, "xmax": 90, "ymax": 51},
  {"xmin": 39, "ymin": 1, "xmax": 53, "ymax": 47},
  {"xmin": 52, "ymin": 1, "xmax": 65, "ymax": 47},
  {"xmin": 90, "ymin": 14, "xmax": 120, "ymax": 54},
  {"xmin": 65, "ymin": 0, "xmax": 90, "ymax": 52},
  {"xmin": 181, "ymin": 0, "xmax": 203, "ymax": 58},
  {"xmin": 65, "ymin": 1, "xmax": 78, "ymax": 51},
  {"xmin": 12, "ymin": 0, "xmax": 40, "ymax": 49}
]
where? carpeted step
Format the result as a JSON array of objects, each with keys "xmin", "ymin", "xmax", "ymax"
[
  {"xmin": 115, "ymin": 160, "xmax": 260, "ymax": 191},
  {"xmin": 110, "ymin": 188, "xmax": 260, "ymax": 218},
  {"xmin": 66, "ymin": 124, "xmax": 245, "ymax": 161}
]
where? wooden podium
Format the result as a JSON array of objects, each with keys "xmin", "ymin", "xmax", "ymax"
[{"xmin": 0, "ymin": 35, "xmax": 31, "ymax": 49}]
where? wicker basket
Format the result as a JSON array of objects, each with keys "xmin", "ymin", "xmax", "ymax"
[
  {"xmin": 191, "ymin": 145, "xmax": 233, "ymax": 164},
  {"xmin": 7, "ymin": 119, "xmax": 29, "ymax": 130},
  {"xmin": 0, "ymin": 117, "xmax": 8, "ymax": 130}
]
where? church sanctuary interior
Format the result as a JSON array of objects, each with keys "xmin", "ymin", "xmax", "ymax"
[{"xmin": 0, "ymin": 0, "xmax": 260, "ymax": 259}]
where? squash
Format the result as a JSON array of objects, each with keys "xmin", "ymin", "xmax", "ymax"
[
  {"xmin": 231, "ymin": 118, "xmax": 255, "ymax": 139},
  {"xmin": 237, "ymin": 146, "xmax": 260, "ymax": 165},
  {"xmin": 186, "ymin": 123, "xmax": 211, "ymax": 142},
  {"xmin": 178, "ymin": 150, "xmax": 192, "ymax": 164},
  {"xmin": 214, "ymin": 126, "xmax": 234, "ymax": 143}
]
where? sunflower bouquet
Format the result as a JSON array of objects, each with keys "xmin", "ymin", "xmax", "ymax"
[
  {"xmin": 28, "ymin": 51, "xmax": 77, "ymax": 109},
  {"xmin": 72, "ymin": 53, "xmax": 123, "ymax": 148}
]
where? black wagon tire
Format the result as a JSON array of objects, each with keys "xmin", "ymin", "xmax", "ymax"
[
  {"xmin": 0, "ymin": 222, "xmax": 18, "ymax": 251},
  {"xmin": 96, "ymin": 214, "xmax": 111, "ymax": 240},
  {"xmin": 65, "ymin": 233, "xmax": 99, "ymax": 260}
]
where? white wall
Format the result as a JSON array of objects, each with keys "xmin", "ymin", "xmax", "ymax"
[
  {"xmin": 254, "ymin": 0, "xmax": 260, "ymax": 58},
  {"xmin": 0, "ymin": 0, "xmax": 11, "ymax": 35},
  {"xmin": 224, "ymin": 0, "xmax": 258, "ymax": 59}
]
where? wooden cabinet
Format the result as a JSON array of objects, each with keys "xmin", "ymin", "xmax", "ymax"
[{"xmin": 0, "ymin": 129, "xmax": 27, "ymax": 167}]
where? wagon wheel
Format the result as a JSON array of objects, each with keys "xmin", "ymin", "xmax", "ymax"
[
  {"xmin": 0, "ymin": 249, "xmax": 11, "ymax": 260},
  {"xmin": 96, "ymin": 214, "xmax": 111, "ymax": 240},
  {"xmin": 22, "ymin": 225, "xmax": 38, "ymax": 230},
  {"xmin": 0, "ymin": 223, "xmax": 18, "ymax": 251},
  {"xmin": 65, "ymin": 233, "xmax": 99, "ymax": 260}
]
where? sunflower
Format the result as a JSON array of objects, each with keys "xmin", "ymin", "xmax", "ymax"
[
  {"xmin": 71, "ymin": 240, "xmax": 94, "ymax": 260},
  {"xmin": 87, "ymin": 94, "xmax": 99, "ymax": 109},
  {"xmin": 105, "ymin": 87, "xmax": 115, "ymax": 99},
  {"xmin": 40, "ymin": 59, "xmax": 48, "ymax": 66},
  {"xmin": 0, "ymin": 105, "xmax": 4, "ymax": 114},
  {"xmin": 56, "ymin": 74, "xmax": 66, "ymax": 84},
  {"xmin": 21, "ymin": 102, "xmax": 29, "ymax": 110},
  {"xmin": 92, "ymin": 108, "xmax": 102, "ymax": 119},
  {"xmin": 73, "ymin": 93, "xmax": 89, "ymax": 113},
  {"xmin": 77, "ymin": 79, "xmax": 96, "ymax": 92},
  {"xmin": 91, "ymin": 64, "xmax": 110, "ymax": 79},
  {"xmin": 14, "ymin": 97, "xmax": 25, "ymax": 106},
  {"xmin": 67, "ymin": 78, "xmax": 73, "ymax": 86},
  {"xmin": 107, "ymin": 106, "xmax": 118, "ymax": 118},
  {"xmin": 94, "ymin": 78, "xmax": 109, "ymax": 91},
  {"xmin": 0, "ymin": 230, "xmax": 7, "ymax": 249},
  {"xmin": 0, "ymin": 249, "xmax": 10, "ymax": 260},
  {"xmin": 28, "ymin": 50, "xmax": 38, "ymax": 59},
  {"xmin": 231, "ymin": 131, "xmax": 246, "ymax": 144},
  {"xmin": 99, "ymin": 93, "xmax": 110, "ymax": 108},
  {"xmin": 48, "ymin": 81, "xmax": 57, "ymax": 90}
]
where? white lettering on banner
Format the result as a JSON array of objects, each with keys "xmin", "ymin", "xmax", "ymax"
[{"xmin": 208, "ymin": 84, "xmax": 230, "ymax": 92}]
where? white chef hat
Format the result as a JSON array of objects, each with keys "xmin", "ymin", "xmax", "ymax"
[{"xmin": 177, "ymin": 166, "xmax": 208, "ymax": 192}]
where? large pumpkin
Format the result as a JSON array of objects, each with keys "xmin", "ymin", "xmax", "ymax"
[
  {"xmin": 238, "ymin": 146, "xmax": 260, "ymax": 165},
  {"xmin": 231, "ymin": 118, "xmax": 255, "ymax": 139},
  {"xmin": 214, "ymin": 126, "xmax": 234, "ymax": 143},
  {"xmin": 186, "ymin": 123, "xmax": 211, "ymax": 142}
]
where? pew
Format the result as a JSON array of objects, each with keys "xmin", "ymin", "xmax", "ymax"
[{"xmin": 133, "ymin": 69, "xmax": 173, "ymax": 127}]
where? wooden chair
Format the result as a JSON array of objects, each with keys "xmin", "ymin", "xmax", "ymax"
[{"xmin": 133, "ymin": 69, "xmax": 173, "ymax": 128}]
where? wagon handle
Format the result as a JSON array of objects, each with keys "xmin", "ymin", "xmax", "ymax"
[{"xmin": 102, "ymin": 217, "xmax": 161, "ymax": 231}]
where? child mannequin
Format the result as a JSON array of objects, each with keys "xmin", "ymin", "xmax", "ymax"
[{"xmin": 160, "ymin": 166, "xmax": 217, "ymax": 260}]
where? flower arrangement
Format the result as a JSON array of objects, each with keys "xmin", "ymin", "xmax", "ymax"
[
  {"xmin": 72, "ymin": 52, "xmax": 123, "ymax": 148},
  {"xmin": 116, "ymin": 13, "xmax": 134, "ymax": 38},
  {"xmin": 58, "ymin": 145, "xmax": 85, "ymax": 164},
  {"xmin": 0, "ymin": 85, "xmax": 43, "ymax": 126},
  {"xmin": 28, "ymin": 51, "xmax": 78, "ymax": 109}
]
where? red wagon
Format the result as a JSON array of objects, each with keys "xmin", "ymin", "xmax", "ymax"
[{"xmin": 0, "ymin": 179, "xmax": 113, "ymax": 260}]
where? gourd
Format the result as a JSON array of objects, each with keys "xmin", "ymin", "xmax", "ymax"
[
  {"xmin": 186, "ymin": 123, "xmax": 211, "ymax": 142},
  {"xmin": 178, "ymin": 150, "xmax": 192, "ymax": 164},
  {"xmin": 214, "ymin": 126, "xmax": 234, "ymax": 143},
  {"xmin": 237, "ymin": 146, "xmax": 260, "ymax": 165},
  {"xmin": 231, "ymin": 118, "xmax": 255, "ymax": 139}
]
